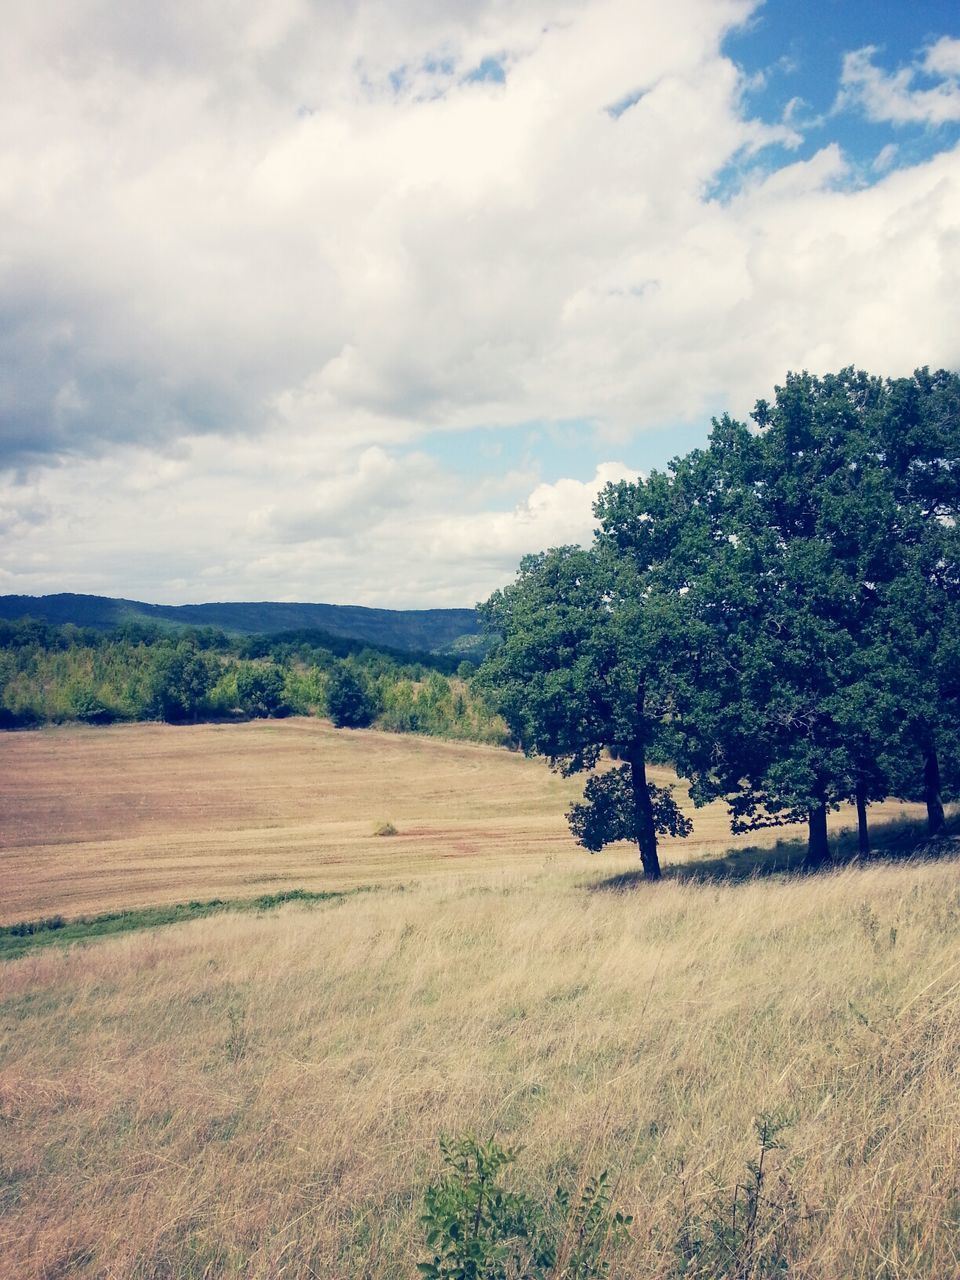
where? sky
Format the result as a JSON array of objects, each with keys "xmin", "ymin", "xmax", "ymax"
[{"xmin": 1, "ymin": 0, "xmax": 959, "ymax": 609}]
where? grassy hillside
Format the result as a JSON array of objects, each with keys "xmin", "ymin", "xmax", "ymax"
[
  {"xmin": 0, "ymin": 592, "xmax": 482, "ymax": 653},
  {"xmin": 2, "ymin": 855, "xmax": 959, "ymax": 1278},
  {"xmin": 2, "ymin": 721, "xmax": 957, "ymax": 1278}
]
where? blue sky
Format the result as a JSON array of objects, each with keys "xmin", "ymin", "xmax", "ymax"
[
  {"xmin": 730, "ymin": 0, "xmax": 960, "ymax": 174},
  {"xmin": 1, "ymin": 0, "xmax": 959, "ymax": 606}
]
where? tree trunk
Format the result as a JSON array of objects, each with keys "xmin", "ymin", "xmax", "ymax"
[
  {"xmin": 805, "ymin": 801, "xmax": 831, "ymax": 870},
  {"xmin": 629, "ymin": 748, "xmax": 661, "ymax": 880},
  {"xmin": 924, "ymin": 744, "xmax": 946, "ymax": 836},
  {"xmin": 628, "ymin": 679, "xmax": 662, "ymax": 880},
  {"xmin": 855, "ymin": 786, "xmax": 870, "ymax": 857}
]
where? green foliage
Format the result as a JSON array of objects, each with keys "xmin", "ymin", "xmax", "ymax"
[
  {"xmin": 68, "ymin": 682, "xmax": 120, "ymax": 724},
  {"xmin": 326, "ymin": 664, "xmax": 377, "ymax": 728},
  {"xmin": 567, "ymin": 767, "xmax": 693, "ymax": 853},
  {"xmin": 418, "ymin": 1135, "xmax": 631, "ymax": 1280},
  {"xmin": 671, "ymin": 1114, "xmax": 794, "ymax": 1279},
  {"xmin": 0, "ymin": 619, "xmax": 506, "ymax": 743},
  {"xmin": 235, "ymin": 664, "xmax": 288, "ymax": 718},
  {"xmin": 377, "ymin": 672, "xmax": 507, "ymax": 744},
  {"xmin": 147, "ymin": 644, "xmax": 219, "ymax": 722}
]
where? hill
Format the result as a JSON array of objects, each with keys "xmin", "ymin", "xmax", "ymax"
[{"xmin": 0, "ymin": 592, "xmax": 482, "ymax": 654}]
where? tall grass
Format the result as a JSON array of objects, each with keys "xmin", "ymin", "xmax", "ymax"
[{"xmin": 2, "ymin": 854, "xmax": 959, "ymax": 1277}]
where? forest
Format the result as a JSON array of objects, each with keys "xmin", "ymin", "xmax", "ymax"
[{"xmin": 0, "ymin": 618, "xmax": 508, "ymax": 745}]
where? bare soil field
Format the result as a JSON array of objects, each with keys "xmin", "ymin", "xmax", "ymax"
[{"xmin": 0, "ymin": 718, "xmax": 925, "ymax": 923}]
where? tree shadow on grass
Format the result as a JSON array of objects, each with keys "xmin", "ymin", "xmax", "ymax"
[{"xmin": 588, "ymin": 812, "xmax": 960, "ymax": 892}]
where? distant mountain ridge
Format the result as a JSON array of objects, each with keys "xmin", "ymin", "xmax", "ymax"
[{"xmin": 0, "ymin": 592, "xmax": 482, "ymax": 654}]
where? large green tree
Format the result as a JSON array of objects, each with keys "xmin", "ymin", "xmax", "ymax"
[
  {"xmin": 484, "ymin": 366, "xmax": 960, "ymax": 876},
  {"xmin": 603, "ymin": 368, "xmax": 960, "ymax": 867},
  {"xmin": 479, "ymin": 542, "xmax": 692, "ymax": 880}
]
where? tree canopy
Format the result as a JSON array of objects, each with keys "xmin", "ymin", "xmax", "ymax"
[{"xmin": 479, "ymin": 367, "xmax": 960, "ymax": 877}]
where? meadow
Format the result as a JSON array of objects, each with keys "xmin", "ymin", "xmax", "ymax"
[{"xmin": 1, "ymin": 721, "xmax": 958, "ymax": 1278}]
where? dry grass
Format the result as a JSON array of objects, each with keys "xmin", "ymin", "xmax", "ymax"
[
  {"xmin": 0, "ymin": 719, "xmax": 924, "ymax": 922},
  {"xmin": 2, "ymin": 721, "xmax": 957, "ymax": 1277},
  {"xmin": 2, "ymin": 858, "xmax": 960, "ymax": 1278}
]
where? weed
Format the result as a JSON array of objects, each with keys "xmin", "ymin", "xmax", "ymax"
[
  {"xmin": 375, "ymin": 821, "xmax": 399, "ymax": 837},
  {"xmin": 418, "ymin": 1134, "xmax": 631, "ymax": 1279},
  {"xmin": 224, "ymin": 1005, "xmax": 249, "ymax": 1064},
  {"xmin": 672, "ymin": 1113, "xmax": 797, "ymax": 1278}
]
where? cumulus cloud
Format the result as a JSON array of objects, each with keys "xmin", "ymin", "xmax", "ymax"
[
  {"xmin": 839, "ymin": 38, "xmax": 960, "ymax": 126},
  {"xmin": 2, "ymin": 2, "xmax": 960, "ymax": 603},
  {"xmin": 430, "ymin": 463, "xmax": 640, "ymax": 563},
  {"xmin": 0, "ymin": 444, "xmax": 637, "ymax": 606}
]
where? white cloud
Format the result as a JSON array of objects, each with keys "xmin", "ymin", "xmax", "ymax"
[
  {"xmin": 430, "ymin": 463, "xmax": 640, "ymax": 563},
  {"xmin": 923, "ymin": 36, "xmax": 960, "ymax": 80},
  {"xmin": 839, "ymin": 39, "xmax": 960, "ymax": 126},
  {"xmin": 0, "ymin": 444, "xmax": 636, "ymax": 607},
  {"xmin": 1, "ymin": 4, "xmax": 960, "ymax": 604}
]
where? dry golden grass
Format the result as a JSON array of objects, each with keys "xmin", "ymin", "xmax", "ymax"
[
  {"xmin": 0, "ymin": 719, "xmax": 923, "ymax": 922},
  {"xmin": 2, "ymin": 857, "xmax": 960, "ymax": 1278},
  {"xmin": 2, "ymin": 721, "xmax": 955, "ymax": 1277}
]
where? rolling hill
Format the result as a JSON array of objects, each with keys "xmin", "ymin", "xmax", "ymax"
[{"xmin": 0, "ymin": 592, "xmax": 482, "ymax": 653}]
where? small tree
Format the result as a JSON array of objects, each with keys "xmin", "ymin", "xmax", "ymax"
[
  {"xmin": 236, "ymin": 664, "xmax": 287, "ymax": 718},
  {"xmin": 479, "ymin": 544, "xmax": 692, "ymax": 879},
  {"xmin": 326, "ymin": 664, "xmax": 376, "ymax": 728}
]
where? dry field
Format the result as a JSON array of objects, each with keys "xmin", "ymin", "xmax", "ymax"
[
  {"xmin": 3, "ymin": 858, "xmax": 960, "ymax": 1278},
  {"xmin": 0, "ymin": 719, "xmax": 924, "ymax": 922},
  {"xmin": 2, "ymin": 721, "xmax": 958, "ymax": 1279}
]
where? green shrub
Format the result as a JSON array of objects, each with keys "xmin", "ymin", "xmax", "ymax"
[
  {"xmin": 326, "ymin": 665, "xmax": 376, "ymax": 728},
  {"xmin": 418, "ymin": 1135, "xmax": 631, "ymax": 1279},
  {"xmin": 236, "ymin": 664, "xmax": 288, "ymax": 718}
]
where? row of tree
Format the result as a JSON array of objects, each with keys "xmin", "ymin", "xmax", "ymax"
[
  {"xmin": 478, "ymin": 368, "xmax": 960, "ymax": 877},
  {"xmin": 0, "ymin": 623, "xmax": 505, "ymax": 743}
]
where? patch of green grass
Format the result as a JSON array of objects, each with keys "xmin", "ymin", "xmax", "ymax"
[{"xmin": 0, "ymin": 886, "xmax": 375, "ymax": 961}]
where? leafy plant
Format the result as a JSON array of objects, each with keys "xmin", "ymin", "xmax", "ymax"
[
  {"xmin": 417, "ymin": 1134, "xmax": 631, "ymax": 1279},
  {"xmin": 326, "ymin": 664, "xmax": 377, "ymax": 728},
  {"xmin": 672, "ymin": 1113, "xmax": 795, "ymax": 1278},
  {"xmin": 224, "ymin": 1004, "xmax": 249, "ymax": 1064}
]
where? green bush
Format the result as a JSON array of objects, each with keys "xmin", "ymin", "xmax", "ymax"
[
  {"xmin": 418, "ymin": 1135, "xmax": 631, "ymax": 1280},
  {"xmin": 236, "ymin": 664, "xmax": 288, "ymax": 718},
  {"xmin": 326, "ymin": 665, "xmax": 376, "ymax": 728}
]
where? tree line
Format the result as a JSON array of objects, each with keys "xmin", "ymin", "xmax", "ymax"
[
  {"xmin": 478, "ymin": 367, "xmax": 960, "ymax": 877},
  {"xmin": 0, "ymin": 619, "xmax": 507, "ymax": 745}
]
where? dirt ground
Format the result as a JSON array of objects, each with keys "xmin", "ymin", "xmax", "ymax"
[{"xmin": 0, "ymin": 718, "xmax": 923, "ymax": 922}]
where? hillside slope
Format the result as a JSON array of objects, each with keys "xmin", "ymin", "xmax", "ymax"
[{"xmin": 0, "ymin": 592, "xmax": 481, "ymax": 652}]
